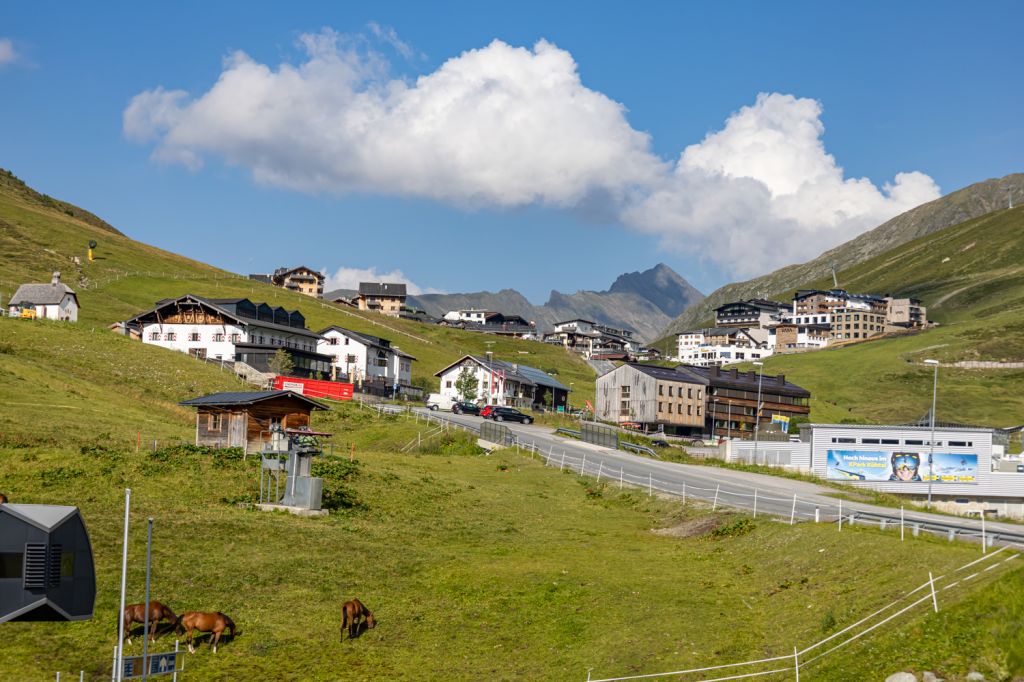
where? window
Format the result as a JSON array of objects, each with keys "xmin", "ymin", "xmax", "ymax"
[
  {"xmin": 230, "ymin": 333, "xmax": 241, "ymax": 343},
  {"xmin": 948, "ymin": 441, "xmax": 972, "ymax": 447},
  {"xmin": 209, "ymin": 413, "xmax": 222, "ymax": 431},
  {"xmin": 668, "ymin": 386, "xmax": 674, "ymax": 397},
  {"xmin": 831, "ymin": 437, "xmax": 856, "ymax": 444},
  {"xmin": 881, "ymin": 439, "xmax": 899, "ymax": 445},
  {"xmin": 658, "ymin": 402, "xmax": 663, "ymax": 412},
  {"xmin": 696, "ymin": 406, "xmax": 701, "ymax": 416},
  {"xmin": 329, "ymin": 337, "xmax": 339, "ymax": 345},
  {"xmin": 149, "ymin": 332, "xmax": 160, "ymax": 341},
  {"xmin": 904, "ymin": 439, "xmax": 923, "ymax": 445},
  {"xmin": 0, "ymin": 552, "xmax": 22, "ymax": 579},
  {"xmin": 445, "ymin": 381, "xmax": 452, "ymax": 388},
  {"xmin": 658, "ymin": 384, "xmax": 663, "ymax": 396},
  {"xmin": 687, "ymin": 387, "xmax": 693, "ymax": 399},
  {"xmin": 861, "ymin": 438, "xmax": 880, "ymax": 444},
  {"xmin": 697, "ymin": 390, "xmax": 702, "ymax": 400},
  {"xmin": 687, "ymin": 405, "xmax": 692, "ymax": 415},
  {"xmin": 667, "ymin": 403, "xmax": 673, "ymax": 413},
  {"xmin": 165, "ymin": 332, "xmax": 176, "ymax": 341},
  {"xmin": 188, "ymin": 332, "xmax": 201, "ymax": 342},
  {"xmin": 214, "ymin": 333, "xmax": 225, "ymax": 342},
  {"xmin": 621, "ymin": 386, "xmax": 631, "ymax": 398}
]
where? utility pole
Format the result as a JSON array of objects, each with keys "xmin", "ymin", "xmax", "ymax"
[
  {"xmin": 924, "ymin": 359, "xmax": 939, "ymax": 508},
  {"xmin": 753, "ymin": 362, "xmax": 764, "ymax": 463}
]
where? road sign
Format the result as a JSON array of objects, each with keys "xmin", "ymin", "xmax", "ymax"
[{"xmin": 121, "ymin": 651, "xmax": 180, "ymax": 678}]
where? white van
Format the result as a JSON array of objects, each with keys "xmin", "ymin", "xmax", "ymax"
[{"xmin": 425, "ymin": 393, "xmax": 457, "ymax": 411}]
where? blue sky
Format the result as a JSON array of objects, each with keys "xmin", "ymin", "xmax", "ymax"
[{"xmin": 1, "ymin": 2, "xmax": 1021, "ymax": 302}]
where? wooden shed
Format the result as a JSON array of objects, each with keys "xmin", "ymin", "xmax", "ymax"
[
  {"xmin": 0, "ymin": 504, "xmax": 96, "ymax": 622},
  {"xmin": 179, "ymin": 391, "xmax": 329, "ymax": 454}
]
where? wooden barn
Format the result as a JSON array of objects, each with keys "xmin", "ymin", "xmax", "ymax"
[{"xmin": 179, "ymin": 391, "xmax": 329, "ymax": 454}]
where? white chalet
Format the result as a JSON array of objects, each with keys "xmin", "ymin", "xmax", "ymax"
[
  {"xmin": 7, "ymin": 272, "xmax": 79, "ymax": 322},
  {"xmin": 435, "ymin": 355, "xmax": 569, "ymax": 410},
  {"xmin": 674, "ymin": 327, "xmax": 771, "ymax": 367},
  {"xmin": 316, "ymin": 326, "xmax": 417, "ymax": 395},
  {"xmin": 121, "ymin": 295, "xmax": 332, "ymax": 378}
]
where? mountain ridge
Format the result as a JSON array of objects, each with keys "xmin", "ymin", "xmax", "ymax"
[
  {"xmin": 409, "ymin": 263, "xmax": 704, "ymax": 342},
  {"xmin": 659, "ymin": 172, "xmax": 1024, "ymax": 339}
]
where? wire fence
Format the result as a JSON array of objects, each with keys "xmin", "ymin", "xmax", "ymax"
[{"xmin": 585, "ymin": 547, "xmax": 1020, "ymax": 681}]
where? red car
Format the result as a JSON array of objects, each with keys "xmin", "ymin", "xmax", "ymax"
[{"xmin": 480, "ymin": 405, "xmax": 496, "ymax": 418}]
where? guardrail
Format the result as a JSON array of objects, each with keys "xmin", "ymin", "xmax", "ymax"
[
  {"xmin": 554, "ymin": 428, "xmax": 581, "ymax": 438},
  {"xmin": 620, "ymin": 441, "xmax": 658, "ymax": 458}
]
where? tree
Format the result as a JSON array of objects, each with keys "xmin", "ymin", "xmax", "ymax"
[
  {"xmin": 454, "ymin": 367, "xmax": 479, "ymax": 402},
  {"xmin": 268, "ymin": 348, "xmax": 294, "ymax": 376}
]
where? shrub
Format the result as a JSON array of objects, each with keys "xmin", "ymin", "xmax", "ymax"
[
  {"xmin": 708, "ymin": 517, "xmax": 755, "ymax": 539},
  {"xmin": 312, "ymin": 456, "xmax": 361, "ymax": 510}
]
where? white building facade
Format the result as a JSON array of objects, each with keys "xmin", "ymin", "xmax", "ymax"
[
  {"xmin": 7, "ymin": 273, "xmax": 79, "ymax": 322},
  {"xmin": 317, "ymin": 326, "xmax": 416, "ymax": 391}
]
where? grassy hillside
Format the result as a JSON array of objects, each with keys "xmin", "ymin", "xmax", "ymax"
[
  {"xmin": 661, "ymin": 173, "xmax": 1024, "ymax": 337},
  {"xmin": 733, "ymin": 205, "xmax": 1024, "ymax": 425},
  {"xmin": 1, "ymin": 320, "xmax": 1021, "ymax": 680},
  {"xmin": 0, "ymin": 169, "xmax": 596, "ymax": 402}
]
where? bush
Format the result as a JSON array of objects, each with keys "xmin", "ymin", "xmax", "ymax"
[
  {"xmin": 707, "ymin": 517, "xmax": 755, "ymax": 539},
  {"xmin": 312, "ymin": 456, "xmax": 361, "ymax": 510}
]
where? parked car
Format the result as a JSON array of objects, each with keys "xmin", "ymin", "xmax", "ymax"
[
  {"xmin": 489, "ymin": 407, "xmax": 533, "ymax": 424},
  {"xmin": 452, "ymin": 401, "xmax": 481, "ymax": 415},
  {"xmin": 480, "ymin": 405, "xmax": 496, "ymax": 418}
]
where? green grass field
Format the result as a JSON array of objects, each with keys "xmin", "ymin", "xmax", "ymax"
[{"xmin": 0, "ymin": 169, "xmax": 597, "ymax": 403}]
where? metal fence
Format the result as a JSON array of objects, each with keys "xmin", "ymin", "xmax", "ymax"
[
  {"xmin": 582, "ymin": 422, "xmax": 619, "ymax": 449},
  {"xmin": 481, "ymin": 421, "xmax": 514, "ymax": 447}
]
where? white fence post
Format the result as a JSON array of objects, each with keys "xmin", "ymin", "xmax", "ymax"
[
  {"xmin": 597, "ymin": 461, "xmax": 603, "ymax": 482},
  {"xmin": 560, "ymin": 451, "xmax": 566, "ymax": 471},
  {"xmin": 982, "ymin": 513, "xmax": 987, "ymax": 554},
  {"xmin": 794, "ymin": 646, "xmax": 800, "ymax": 682},
  {"xmin": 712, "ymin": 484, "xmax": 720, "ymax": 511},
  {"xmin": 582, "ymin": 454, "xmax": 586, "ymax": 475},
  {"xmin": 838, "ymin": 499, "xmax": 843, "ymax": 531},
  {"xmin": 682, "ymin": 480, "xmax": 686, "ymax": 503},
  {"xmin": 929, "ymin": 571, "xmax": 939, "ymax": 613},
  {"xmin": 648, "ymin": 473, "xmax": 652, "ymax": 497},
  {"xmin": 790, "ymin": 494, "xmax": 797, "ymax": 525},
  {"xmin": 753, "ymin": 489, "xmax": 758, "ymax": 518},
  {"xmin": 815, "ymin": 507, "xmax": 820, "ymax": 523},
  {"xmin": 619, "ymin": 468, "xmax": 624, "ymax": 490},
  {"xmin": 901, "ymin": 506, "xmax": 905, "ymax": 541}
]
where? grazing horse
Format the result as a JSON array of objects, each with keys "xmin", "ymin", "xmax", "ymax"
[
  {"xmin": 340, "ymin": 598, "xmax": 376, "ymax": 641},
  {"xmin": 0, "ymin": 492, "xmax": 7, "ymax": 504},
  {"xmin": 121, "ymin": 601, "xmax": 179, "ymax": 645},
  {"xmin": 176, "ymin": 611, "xmax": 237, "ymax": 653}
]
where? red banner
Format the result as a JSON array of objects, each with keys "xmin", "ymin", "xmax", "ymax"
[{"xmin": 273, "ymin": 376, "xmax": 354, "ymax": 401}]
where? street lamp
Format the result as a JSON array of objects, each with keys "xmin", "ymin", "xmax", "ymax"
[
  {"xmin": 752, "ymin": 361, "xmax": 764, "ymax": 464},
  {"xmin": 924, "ymin": 359, "xmax": 939, "ymax": 508}
]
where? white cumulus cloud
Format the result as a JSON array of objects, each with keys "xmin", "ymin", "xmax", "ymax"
[
  {"xmin": 125, "ymin": 30, "xmax": 940, "ymax": 278},
  {"xmin": 324, "ymin": 266, "xmax": 439, "ymax": 296},
  {"xmin": 0, "ymin": 38, "xmax": 19, "ymax": 66}
]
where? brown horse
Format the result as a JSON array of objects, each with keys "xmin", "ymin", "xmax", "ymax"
[
  {"xmin": 0, "ymin": 492, "xmax": 7, "ymax": 504},
  {"xmin": 176, "ymin": 611, "xmax": 237, "ymax": 653},
  {"xmin": 121, "ymin": 601, "xmax": 179, "ymax": 645},
  {"xmin": 340, "ymin": 598, "xmax": 376, "ymax": 641}
]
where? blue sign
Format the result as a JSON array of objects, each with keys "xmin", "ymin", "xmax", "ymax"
[
  {"xmin": 827, "ymin": 450, "xmax": 978, "ymax": 484},
  {"xmin": 121, "ymin": 651, "xmax": 179, "ymax": 678}
]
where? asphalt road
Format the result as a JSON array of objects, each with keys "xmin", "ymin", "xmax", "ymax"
[{"xmin": 413, "ymin": 408, "xmax": 1024, "ymax": 545}]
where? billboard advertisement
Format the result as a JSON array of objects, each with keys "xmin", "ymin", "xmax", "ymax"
[
  {"xmin": 827, "ymin": 450, "xmax": 978, "ymax": 484},
  {"xmin": 273, "ymin": 376, "xmax": 354, "ymax": 401}
]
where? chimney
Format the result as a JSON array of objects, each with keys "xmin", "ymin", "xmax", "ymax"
[
  {"xmin": 512, "ymin": 363, "xmax": 518, "ymax": 373},
  {"xmin": 731, "ymin": 368, "xmax": 739, "ymax": 379},
  {"xmin": 51, "ymin": 271, "xmax": 61, "ymax": 285},
  {"xmin": 777, "ymin": 374, "xmax": 785, "ymax": 385}
]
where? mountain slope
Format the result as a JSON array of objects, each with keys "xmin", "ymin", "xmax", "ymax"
[
  {"xmin": 410, "ymin": 263, "xmax": 704, "ymax": 342},
  {"xmin": 735, "ymin": 204, "xmax": 1024, "ymax": 426},
  {"xmin": 0, "ymin": 169, "xmax": 598, "ymax": 399},
  {"xmin": 662, "ymin": 173, "xmax": 1024, "ymax": 336}
]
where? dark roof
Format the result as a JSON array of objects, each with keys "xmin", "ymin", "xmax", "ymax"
[
  {"xmin": 678, "ymin": 327, "xmax": 744, "ymax": 337},
  {"xmin": 715, "ymin": 299, "xmax": 789, "ymax": 314},
  {"xmin": 676, "ymin": 365, "xmax": 811, "ymax": 398},
  {"xmin": 317, "ymin": 326, "xmax": 418, "ymax": 361},
  {"xmin": 10, "ymin": 283, "xmax": 78, "ymax": 306},
  {"xmin": 123, "ymin": 295, "xmax": 321, "ymax": 339},
  {"xmin": 179, "ymin": 390, "xmax": 328, "ymax": 410},
  {"xmin": 1, "ymin": 504, "xmax": 80, "ymax": 531},
  {"xmin": 629, "ymin": 363, "xmax": 703, "ymax": 383},
  {"xmin": 434, "ymin": 355, "xmax": 569, "ymax": 391},
  {"xmin": 358, "ymin": 282, "xmax": 407, "ymax": 297},
  {"xmin": 273, "ymin": 266, "xmax": 323, "ymax": 279}
]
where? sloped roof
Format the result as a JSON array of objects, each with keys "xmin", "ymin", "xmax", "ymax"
[
  {"xmin": 358, "ymin": 282, "xmax": 407, "ymax": 297},
  {"xmin": 434, "ymin": 355, "xmax": 569, "ymax": 391},
  {"xmin": 10, "ymin": 283, "xmax": 78, "ymax": 306},
  {"xmin": 123, "ymin": 295, "xmax": 321, "ymax": 339},
  {"xmin": 179, "ymin": 390, "xmax": 328, "ymax": 410},
  {"xmin": 1, "ymin": 504, "xmax": 79, "ymax": 531}
]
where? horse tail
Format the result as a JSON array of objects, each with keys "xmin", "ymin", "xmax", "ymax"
[{"xmin": 219, "ymin": 612, "xmax": 236, "ymax": 636}]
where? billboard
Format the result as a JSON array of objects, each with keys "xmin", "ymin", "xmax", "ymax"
[
  {"xmin": 273, "ymin": 376, "xmax": 354, "ymax": 401},
  {"xmin": 827, "ymin": 450, "xmax": 978, "ymax": 484},
  {"xmin": 770, "ymin": 414, "xmax": 790, "ymax": 433}
]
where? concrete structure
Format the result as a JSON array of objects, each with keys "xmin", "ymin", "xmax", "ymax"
[
  {"xmin": 317, "ymin": 326, "xmax": 417, "ymax": 396},
  {"xmin": 732, "ymin": 423, "xmax": 1024, "ymax": 519},
  {"xmin": 714, "ymin": 300, "xmax": 789, "ymax": 329},
  {"xmin": 121, "ymin": 295, "xmax": 333, "ymax": 379},
  {"xmin": 180, "ymin": 390, "xmax": 328, "ymax": 454},
  {"xmin": 435, "ymin": 355, "xmax": 569, "ymax": 410},
  {"xmin": 7, "ymin": 272, "xmax": 79, "ymax": 322},
  {"xmin": 0, "ymin": 504, "xmax": 96, "ymax": 622},
  {"xmin": 357, "ymin": 282, "xmax": 407, "ymax": 316},
  {"xmin": 885, "ymin": 297, "xmax": 928, "ymax": 328}
]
